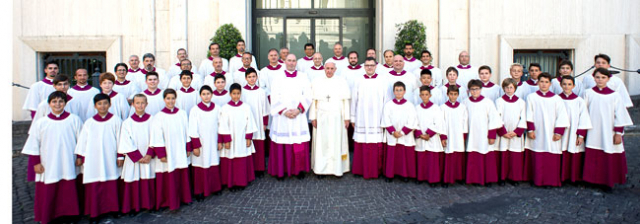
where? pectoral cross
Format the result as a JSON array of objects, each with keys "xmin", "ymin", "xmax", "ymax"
[{"xmin": 326, "ymin": 95, "xmax": 331, "ymax": 101}]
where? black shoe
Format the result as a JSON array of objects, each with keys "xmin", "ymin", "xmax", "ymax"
[
  {"xmin": 89, "ymin": 217, "xmax": 101, "ymax": 224},
  {"xmin": 442, "ymin": 183, "xmax": 449, "ymax": 188},
  {"xmin": 276, "ymin": 176, "xmax": 285, "ymax": 181},
  {"xmin": 498, "ymin": 181, "xmax": 506, "ymax": 186},
  {"xmin": 600, "ymin": 185, "xmax": 613, "ymax": 193},
  {"xmin": 429, "ymin": 183, "xmax": 437, "ymax": 187},
  {"xmin": 385, "ymin": 177, "xmax": 393, "ymax": 182},
  {"xmin": 402, "ymin": 178, "xmax": 409, "ymax": 182},
  {"xmin": 297, "ymin": 173, "xmax": 306, "ymax": 180},
  {"xmin": 317, "ymin": 175, "xmax": 325, "ymax": 179}
]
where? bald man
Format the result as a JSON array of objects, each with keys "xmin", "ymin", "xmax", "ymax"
[
  {"xmin": 383, "ymin": 55, "xmax": 417, "ymax": 103},
  {"xmin": 324, "ymin": 43, "xmax": 349, "ymax": 76},
  {"xmin": 307, "ymin": 53, "xmax": 326, "ymax": 83}
]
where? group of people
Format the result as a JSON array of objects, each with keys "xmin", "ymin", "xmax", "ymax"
[{"xmin": 21, "ymin": 40, "xmax": 634, "ymax": 223}]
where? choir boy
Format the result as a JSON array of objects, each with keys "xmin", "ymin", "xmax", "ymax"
[
  {"xmin": 478, "ymin": 65, "xmax": 502, "ymax": 102},
  {"xmin": 525, "ymin": 63, "xmax": 541, "ymax": 94},
  {"xmin": 381, "ymin": 82, "xmax": 418, "ymax": 182},
  {"xmin": 210, "ymin": 74, "xmax": 231, "ymax": 107},
  {"xmin": 241, "ymin": 68, "xmax": 270, "ymax": 176},
  {"xmin": 412, "ymin": 69, "xmax": 444, "ymax": 106},
  {"xmin": 137, "ymin": 72, "xmax": 165, "ymax": 115},
  {"xmin": 495, "ymin": 78, "xmax": 527, "ymax": 183},
  {"xmin": 551, "ymin": 60, "xmax": 583, "ymax": 97},
  {"xmin": 86, "ymin": 72, "xmax": 130, "ymax": 120},
  {"xmin": 440, "ymin": 67, "xmax": 468, "ymax": 103},
  {"xmin": 32, "ymin": 75, "xmax": 82, "ymax": 123},
  {"xmin": 414, "ymin": 85, "xmax": 445, "ymax": 184},
  {"xmin": 558, "ymin": 76, "xmax": 592, "ymax": 183},
  {"xmin": 441, "ymin": 85, "xmax": 468, "ymax": 185},
  {"xmin": 509, "ymin": 63, "xmax": 531, "ymax": 100},
  {"xmin": 582, "ymin": 54, "xmax": 633, "ymax": 108},
  {"xmin": 175, "ymin": 70, "xmax": 200, "ymax": 117}
]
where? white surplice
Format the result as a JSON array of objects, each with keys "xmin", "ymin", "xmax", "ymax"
[
  {"xmin": 463, "ymin": 96, "xmax": 504, "ymax": 154},
  {"xmin": 441, "ymin": 101, "xmax": 468, "ymax": 153},
  {"xmin": 199, "ymin": 57, "xmax": 229, "ymax": 75},
  {"xmin": 75, "ymin": 113, "xmax": 122, "ymax": 184},
  {"xmin": 414, "ymin": 102, "xmax": 445, "ymax": 152},
  {"xmin": 22, "ymin": 78, "xmax": 56, "ymax": 113},
  {"xmin": 351, "ymin": 73, "xmax": 388, "ymax": 143},
  {"xmin": 150, "ymin": 107, "xmax": 191, "ymax": 173},
  {"xmin": 584, "ymin": 87, "xmax": 633, "ymax": 154},
  {"xmin": 118, "ymin": 113, "xmax": 156, "ymax": 182},
  {"xmin": 524, "ymin": 91, "xmax": 570, "ymax": 154},
  {"xmin": 241, "ymin": 85, "xmax": 270, "ymax": 140},
  {"xmin": 68, "ymin": 84, "xmax": 101, "ymax": 121},
  {"xmin": 218, "ymin": 101, "xmax": 257, "ymax": 158},
  {"xmin": 496, "ymin": 94, "xmax": 527, "ymax": 152},
  {"xmin": 560, "ymin": 93, "xmax": 593, "ymax": 153},
  {"xmin": 86, "ymin": 91, "xmax": 130, "ymax": 121},
  {"xmin": 188, "ymin": 102, "xmax": 221, "ymax": 168},
  {"xmin": 269, "ymin": 70, "xmax": 312, "ymax": 144}
]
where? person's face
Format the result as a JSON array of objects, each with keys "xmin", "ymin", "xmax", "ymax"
[
  {"xmin": 559, "ymin": 65, "xmax": 572, "ymax": 76},
  {"xmin": 348, "ymin": 54, "xmax": 358, "ymax": 66},
  {"xmin": 364, "ymin": 61, "xmax": 376, "ymax": 75},
  {"xmin": 230, "ymin": 89, "xmax": 241, "ymax": 102},
  {"xmin": 164, "ymin": 94, "xmax": 176, "ymax": 109},
  {"xmin": 180, "ymin": 60, "xmax": 192, "ymax": 71},
  {"xmin": 510, "ymin": 66, "xmax": 523, "ymax": 80},
  {"xmin": 304, "ymin": 46, "xmax": 315, "ymax": 56},
  {"xmin": 393, "ymin": 56, "xmax": 404, "ymax": 70},
  {"xmin": 561, "ymin": 79, "xmax": 574, "ymax": 94},
  {"xmin": 447, "ymin": 91, "xmax": 459, "ymax": 102},
  {"xmin": 468, "ymin": 86, "xmax": 481, "ymax": 98},
  {"xmin": 384, "ymin": 52, "xmax": 394, "ymax": 65},
  {"xmin": 503, "ymin": 84, "xmax": 516, "ymax": 96},
  {"xmin": 333, "ymin": 45, "xmax": 343, "ymax": 57},
  {"xmin": 595, "ymin": 58, "xmax": 610, "ymax": 69},
  {"xmin": 237, "ymin": 42, "xmax": 245, "ymax": 53},
  {"xmin": 146, "ymin": 75, "xmax": 159, "ymax": 89},
  {"xmin": 44, "ymin": 64, "xmax": 59, "ymax": 78},
  {"xmin": 54, "ymin": 81, "xmax": 69, "ymax": 92},
  {"xmin": 246, "ymin": 72, "xmax": 257, "ymax": 86},
  {"xmin": 100, "ymin": 80, "xmax": 114, "ymax": 93},
  {"xmin": 478, "ymin": 69, "xmax": 491, "ymax": 83},
  {"xmin": 180, "ymin": 75, "xmax": 192, "ymax": 88},
  {"xmin": 366, "ymin": 49, "xmax": 376, "ymax": 58},
  {"xmin": 459, "ymin": 52, "xmax": 470, "ymax": 65},
  {"xmin": 594, "ymin": 72, "xmax": 610, "ymax": 88},
  {"xmin": 324, "ymin": 64, "xmax": 336, "ymax": 78},
  {"xmin": 393, "ymin": 86, "xmax": 406, "ymax": 99},
  {"xmin": 95, "ymin": 99, "xmax": 111, "ymax": 115},
  {"xmin": 420, "ymin": 74, "xmax": 432, "ymax": 86},
  {"xmin": 420, "ymin": 53, "xmax": 432, "ymax": 65},
  {"xmin": 313, "ymin": 54, "xmax": 323, "ymax": 66},
  {"xmin": 143, "ymin": 58, "xmax": 155, "ymax": 70},
  {"xmin": 214, "ymin": 78, "xmax": 226, "ymax": 90},
  {"xmin": 242, "ymin": 54, "xmax": 252, "ymax": 67},
  {"xmin": 419, "ymin": 90, "xmax": 431, "ymax": 103},
  {"xmin": 538, "ymin": 78, "xmax": 551, "ymax": 92},
  {"xmin": 446, "ymin": 71, "xmax": 458, "ymax": 84},
  {"xmin": 177, "ymin": 50, "xmax": 187, "ymax": 61},
  {"xmin": 200, "ymin": 90, "xmax": 212, "ymax": 104},
  {"xmin": 210, "ymin": 44, "xmax": 220, "ymax": 56},
  {"xmin": 129, "ymin": 56, "xmax": 140, "ymax": 69},
  {"xmin": 529, "ymin": 67, "xmax": 541, "ymax": 80},
  {"xmin": 75, "ymin": 70, "xmax": 89, "ymax": 84},
  {"xmin": 280, "ymin": 49, "xmax": 289, "ymax": 59},
  {"xmin": 132, "ymin": 97, "xmax": 148, "ymax": 114},
  {"xmin": 268, "ymin": 51, "xmax": 279, "ymax": 64},
  {"xmin": 115, "ymin": 66, "xmax": 127, "ymax": 79},
  {"xmin": 285, "ymin": 55, "xmax": 297, "ymax": 71},
  {"xmin": 49, "ymin": 97, "xmax": 66, "ymax": 114},
  {"xmin": 213, "ymin": 58, "xmax": 222, "ymax": 71},
  {"xmin": 404, "ymin": 45, "xmax": 414, "ymax": 57}
]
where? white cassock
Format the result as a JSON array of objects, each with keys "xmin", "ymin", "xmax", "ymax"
[
  {"xmin": 325, "ymin": 56, "xmax": 349, "ymax": 76},
  {"xmin": 441, "ymin": 101, "xmax": 467, "ymax": 153},
  {"xmin": 68, "ymin": 84, "xmax": 101, "ymax": 121},
  {"xmin": 551, "ymin": 76, "xmax": 584, "ymax": 97},
  {"xmin": 351, "ymin": 73, "xmax": 388, "ymax": 144},
  {"xmin": 495, "ymin": 94, "xmax": 527, "ymax": 152},
  {"xmin": 296, "ymin": 56, "xmax": 315, "ymax": 73},
  {"xmin": 218, "ymin": 100, "xmax": 257, "ymax": 187},
  {"xmin": 86, "ymin": 91, "xmax": 130, "ymax": 121},
  {"xmin": 232, "ymin": 66, "xmax": 260, "ymax": 87},
  {"xmin": 241, "ymin": 85, "xmax": 270, "ymax": 141},
  {"xmin": 384, "ymin": 70, "xmax": 417, "ymax": 103},
  {"xmin": 559, "ymin": 93, "xmax": 592, "ymax": 154},
  {"xmin": 118, "ymin": 113, "xmax": 156, "ymax": 183},
  {"xmin": 403, "ymin": 57, "xmax": 422, "ymax": 73},
  {"xmin": 440, "ymin": 83, "xmax": 468, "ymax": 103},
  {"xmin": 260, "ymin": 64, "xmax": 285, "ymax": 96},
  {"xmin": 583, "ymin": 74, "xmax": 633, "ymax": 108},
  {"xmin": 75, "ymin": 113, "xmax": 122, "ymax": 184},
  {"xmin": 188, "ymin": 102, "xmax": 221, "ymax": 169},
  {"xmin": 381, "ymin": 98, "xmax": 419, "ymax": 178},
  {"xmin": 113, "ymin": 80, "xmax": 140, "ymax": 102},
  {"xmin": 168, "ymin": 72, "xmax": 204, "ymax": 91},
  {"xmin": 211, "ymin": 90, "xmax": 231, "ymax": 109},
  {"xmin": 166, "ymin": 63, "xmax": 199, "ymax": 83},
  {"xmin": 513, "ymin": 81, "xmax": 531, "ymax": 102},
  {"xmin": 199, "ymin": 56, "xmax": 229, "ymax": 75},
  {"xmin": 203, "ymin": 71, "xmax": 233, "ymax": 91},
  {"xmin": 340, "ymin": 65, "xmax": 364, "ymax": 95},
  {"xmin": 455, "ymin": 65, "xmax": 477, "ymax": 87},
  {"xmin": 411, "ymin": 85, "xmax": 444, "ymax": 106},
  {"xmin": 309, "ymin": 75, "xmax": 351, "ymax": 176},
  {"xmin": 306, "ymin": 65, "xmax": 325, "ymax": 83},
  {"xmin": 228, "ymin": 54, "xmax": 258, "ymax": 74},
  {"xmin": 126, "ymin": 68, "xmax": 142, "ymax": 81},
  {"xmin": 136, "ymin": 68, "xmax": 169, "ymax": 90},
  {"xmin": 582, "ymin": 87, "xmax": 633, "ymax": 186},
  {"xmin": 137, "ymin": 89, "xmax": 164, "ymax": 116},
  {"xmin": 525, "ymin": 91, "xmax": 570, "ymax": 154},
  {"xmin": 270, "ymin": 70, "xmax": 312, "ymax": 144},
  {"xmin": 377, "ymin": 64, "xmax": 393, "ymax": 76},
  {"xmin": 525, "ymin": 79, "xmax": 539, "ymax": 95},
  {"xmin": 480, "ymin": 82, "xmax": 503, "ymax": 102},
  {"xmin": 33, "ymin": 95, "xmax": 83, "ymax": 124},
  {"xmin": 464, "ymin": 96, "xmax": 504, "ymax": 154},
  {"xmin": 412, "ymin": 65, "xmax": 443, "ymax": 87},
  {"xmin": 414, "ymin": 101, "xmax": 445, "ymax": 153},
  {"xmin": 22, "ymin": 77, "xmax": 56, "ymax": 117},
  {"xmin": 176, "ymin": 87, "xmax": 201, "ymax": 117}
]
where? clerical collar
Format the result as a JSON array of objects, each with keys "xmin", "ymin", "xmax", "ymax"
[
  {"xmin": 144, "ymin": 88, "xmax": 161, "ymax": 96},
  {"xmin": 228, "ymin": 100, "xmax": 243, "ymax": 107},
  {"xmin": 93, "ymin": 113, "xmax": 114, "ymax": 122},
  {"xmin": 403, "ymin": 56, "xmax": 416, "ymax": 62},
  {"xmin": 197, "ymin": 102, "xmax": 215, "ymax": 111},
  {"xmin": 207, "ymin": 56, "xmax": 214, "ymax": 60},
  {"xmin": 267, "ymin": 64, "xmax": 282, "ymax": 70},
  {"xmin": 72, "ymin": 84, "xmax": 93, "ymax": 91},
  {"xmin": 556, "ymin": 75, "xmax": 565, "ymax": 82},
  {"xmin": 285, "ymin": 70, "xmax": 297, "ymax": 78},
  {"xmin": 128, "ymin": 68, "xmax": 141, "ymax": 73},
  {"xmin": 244, "ymin": 84, "xmax": 259, "ymax": 90},
  {"xmin": 115, "ymin": 79, "xmax": 130, "ymax": 85},
  {"xmin": 175, "ymin": 63, "xmax": 181, "ymax": 67},
  {"xmin": 131, "ymin": 113, "xmax": 151, "ymax": 122},
  {"xmin": 278, "ymin": 59, "xmax": 285, "ymax": 63},
  {"xmin": 180, "ymin": 86, "xmax": 195, "ymax": 93},
  {"xmin": 389, "ymin": 70, "xmax": 407, "ymax": 76},
  {"xmin": 517, "ymin": 81, "xmax": 524, "ymax": 86},
  {"xmin": 363, "ymin": 74, "xmax": 378, "ymax": 79},
  {"xmin": 161, "ymin": 107, "xmax": 179, "ymax": 114},
  {"xmin": 482, "ymin": 81, "xmax": 494, "ymax": 88},
  {"xmin": 332, "ymin": 56, "xmax": 345, "ymax": 60},
  {"xmin": 348, "ymin": 65, "xmax": 362, "ymax": 70},
  {"xmin": 592, "ymin": 86, "xmax": 614, "ymax": 95},
  {"xmin": 213, "ymin": 89, "xmax": 228, "ymax": 96},
  {"xmin": 310, "ymin": 65, "xmax": 324, "ymax": 70},
  {"xmin": 210, "ymin": 71, "xmax": 226, "ymax": 76},
  {"xmin": 140, "ymin": 67, "xmax": 156, "ymax": 74},
  {"xmin": 502, "ymin": 94, "xmax": 519, "ymax": 103},
  {"xmin": 445, "ymin": 83, "xmax": 461, "ymax": 88},
  {"xmin": 469, "ymin": 95, "xmax": 485, "ymax": 102},
  {"xmin": 536, "ymin": 90, "xmax": 555, "ymax": 98},
  {"xmin": 392, "ymin": 98, "xmax": 407, "ymax": 105},
  {"xmin": 421, "ymin": 101, "xmax": 434, "ymax": 109},
  {"xmin": 383, "ymin": 64, "xmax": 392, "ymax": 68},
  {"xmin": 42, "ymin": 77, "xmax": 54, "ymax": 85},
  {"xmin": 457, "ymin": 64, "xmax": 471, "ymax": 69},
  {"xmin": 303, "ymin": 56, "xmax": 313, "ymax": 61},
  {"xmin": 560, "ymin": 92, "xmax": 578, "ymax": 100},
  {"xmin": 48, "ymin": 111, "xmax": 70, "ymax": 120},
  {"xmin": 526, "ymin": 79, "xmax": 538, "ymax": 86},
  {"xmin": 445, "ymin": 101, "xmax": 460, "ymax": 108},
  {"xmin": 66, "ymin": 95, "xmax": 73, "ymax": 102},
  {"xmin": 106, "ymin": 91, "xmax": 118, "ymax": 98},
  {"xmin": 235, "ymin": 54, "xmax": 243, "ymax": 58},
  {"xmin": 239, "ymin": 66, "xmax": 253, "ymax": 72},
  {"xmin": 420, "ymin": 65, "xmax": 434, "ymax": 70}
]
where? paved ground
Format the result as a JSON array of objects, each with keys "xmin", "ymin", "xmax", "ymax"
[{"xmin": 12, "ymin": 133, "xmax": 640, "ymax": 223}]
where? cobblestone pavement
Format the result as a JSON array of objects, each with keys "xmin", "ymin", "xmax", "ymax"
[{"xmin": 13, "ymin": 133, "xmax": 640, "ymax": 223}]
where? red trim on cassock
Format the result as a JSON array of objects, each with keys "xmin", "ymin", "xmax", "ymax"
[
  {"xmin": 30, "ymin": 155, "xmax": 41, "ymax": 164},
  {"xmin": 118, "ymin": 153, "xmax": 125, "ymax": 158},
  {"xmin": 297, "ymin": 103, "xmax": 305, "ymax": 113},
  {"xmin": 219, "ymin": 134, "xmax": 232, "ymax": 143},
  {"xmin": 386, "ymin": 126, "xmax": 396, "ymax": 135},
  {"xmin": 155, "ymin": 147, "xmax": 167, "ymax": 159},
  {"xmin": 440, "ymin": 134, "xmax": 448, "ymax": 140},
  {"xmin": 514, "ymin": 128, "xmax": 525, "ymax": 137},
  {"xmin": 186, "ymin": 142, "xmax": 193, "ymax": 152},
  {"xmin": 146, "ymin": 147, "xmax": 156, "ymax": 158},
  {"xmin": 497, "ymin": 126, "xmax": 507, "ymax": 136},
  {"xmin": 245, "ymin": 133, "xmax": 254, "ymax": 139},
  {"xmin": 127, "ymin": 150, "xmax": 143, "ymax": 163},
  {"xmin": 576, "ymin": 129, "xmax": 587, "ymax": 137},
  {"xmin": 77, "ymin": 155, "xmax": 85, "ymax": 163},
  {"xmin": 527, "ymin": 122, "xmax": 535, "ymax": 131},
  {"xmin": 191, "ymin": 138, "xmax": 202, "ymax": 149},
  {"xmin": 263, "ymin": 116, "xmax": 269, "ymax": 126},
  {"xmin": 613, "ymin": 126, "xmax": 624, "ymax": 133},
  {"xmin": 414, "ymin": 130, "xmax": 423, "ymax": 138},
  {"xmin": 554, "ymin": 127, "xmax": 565, "ymax": 135},
  {"xmin": 426, "ymin": 129, "xmax": 436, "ymax": 137},
  {"xmin": 488, "ymin": 129, "xmax": 497, "ymax": 139},
  {"xmin": 401, "ymin": 127, "xmax": 412, "ymax": 135}
]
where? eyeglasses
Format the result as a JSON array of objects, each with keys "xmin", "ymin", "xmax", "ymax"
[
  {"xmin": 469, "ymin": 88, "xmax": 481, "ymax": 91},
  {"xmin": 116, "ymin": 69, "xmax": 127, "ymax": 72},
  {"xmin": 364, "ymin": 64, "xmax": 376, "ymax": 67}
]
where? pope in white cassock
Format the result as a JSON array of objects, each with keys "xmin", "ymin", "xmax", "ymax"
[{"xmin": 309, "ymin": 62, "xmax": 351, "ymax": 177}]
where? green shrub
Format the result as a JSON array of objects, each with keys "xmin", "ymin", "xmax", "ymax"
[
  {"xmin": 209, "ymin": 24, "xmax": 244, "ymax": 59},
  {"xmin": 394, "ymin": 20, "xmax": 427, "ymax": 58}
]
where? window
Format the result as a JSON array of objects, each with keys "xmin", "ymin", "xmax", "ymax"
[
  {"xmin": 39, "ymin": 52, "xmax": 106, "ymax": 86},
  {"xmin": 513, "ymin": 49, "xmax": 572, "ymax": 80}
]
